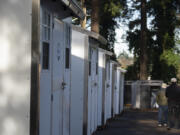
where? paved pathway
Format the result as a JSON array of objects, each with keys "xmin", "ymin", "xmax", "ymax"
[{"xmin": 94, "ymin": 110, "xmax": 180, "ymax": 135}]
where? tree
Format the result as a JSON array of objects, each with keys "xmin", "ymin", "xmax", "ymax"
[
  {"xmin": 75, "ymin": 0, "xmax": 126, "ymax": 52},
  {"xmin": 80, "ymin": 0, "xmax": 87, "ymax": 28},
  {"xmin": 91, "ymin": 0, "xmax": 99, "ymax": 33},
  {"xmin": 125, "ymin": 0, "xmax": 180, "ymax": 82},
  {"xmin": 99, "ymin": 0, "xmax": 126, "ymax": 51},
  {"xmin": 149, "ymin": 0, "xmax": 180, "ymax": 82},
  {"xmin": 140, "ymin": 0, "xmax": 148, "ymax": 80},
  {"xmin": 125, "ymin": 0, "xmax": 149, "ymax": 80}
]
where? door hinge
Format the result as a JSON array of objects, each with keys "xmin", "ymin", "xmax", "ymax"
[{"xmin": 51, "ymin": 94, "xmax": 53, "ymax": 101}]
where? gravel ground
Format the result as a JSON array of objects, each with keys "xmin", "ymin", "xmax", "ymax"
[{"xmin": 94, "ymin": 109, "xmax": 180, "ymax": 135}]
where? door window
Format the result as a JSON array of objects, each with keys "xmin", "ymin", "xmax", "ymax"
[
  {"xmin": 96, "ymin": 62, "xmax": 98, "ymax": 75},
  {"xmin": 42, "ymin": 42, "xmax": 50, "ymax": 69},
  {"xmin": 41, "ymin": 9, "xmax": 51, "ymax": 70},
  {"xmin": 42, "ymin": 10, "xmax": 51, "ymax": 41},
  {"xmin": 65, "ymin": 48, "xmax": 70, "ymax": 69},
  {"xmin": 89, "ymin": 48, "xmax": 92, "ymax": 76}
]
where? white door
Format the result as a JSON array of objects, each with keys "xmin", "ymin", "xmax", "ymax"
[
  {"xmin": 116, "ymin": 70, "xmax": 120, "ymax": 114},
  {"xmin": 87, "ymin": 48, "xmax": 92, "ymax": 135},
  {"xmin": 120, "ymin": 74, "xmax": 125, "ymax": 112},
  {"xmin": 51, "ymin": 19, "xmax": 71, "ymax": 135},
  {"xmin": 105, "ymin": 60, "xmax": 111, "ymax": 122},
  {"xmin": 97, "ymin": 52, "xmax": 105, "ymax": 126},
  {"xmin": 114, "ymin": 69, "xmax": 118, "ymax": 115},
  {"xmin": 88, "ymin": 47, "xmax": 98, "ymax": 134},
  {"xmin": 93, "ymin": 49, "xmax": 98, "ymax": 130},
  {"xmin": 109, "ymin": 63, "xmax": 113, "ymax": 118},
  {"xmin": 40, "ymin": 9, "xmax": 52, "ymax": 135}
]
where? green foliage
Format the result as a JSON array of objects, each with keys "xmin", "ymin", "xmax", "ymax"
[
  {"xmin": 160, "ymin": 49, "xmax": 180, "ymax": 69},
  {"xmin": 75, "ymin": 0, "xmax": 126, "ymax": 52},
  {"xmin": 125, "ymin": 0, "xmax": 180, "ymax": 81},
  {"xmin": 99, "ymin": 0, "xmax": 126, "ymax": 51},
  {"xmin": 125, "ymin": 59, "xmax": 139, "ymax": 80},
  {"xmin": 103, "ymin": 1, "xmax": 124, "ymax": 17}
]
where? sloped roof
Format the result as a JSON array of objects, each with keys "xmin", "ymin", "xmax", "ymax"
[
  {"xmin": 60, "ymin": 0, "xmax": 85, "ymax": 19},
  {"xmin": 71, "ymin": 25, "xmax": 107, "ymax": 45}
]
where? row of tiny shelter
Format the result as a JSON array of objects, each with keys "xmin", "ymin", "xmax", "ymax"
[
  {"xmin": 0, "ymin": 1, "xmax": 126, "ymax": 135},
  {"xmin": 124, "ymin": 80, "xmax": 163, "ymax": 109}
]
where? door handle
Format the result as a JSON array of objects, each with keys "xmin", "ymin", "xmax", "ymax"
[
  {"xmin": 61, "ymin": 82, "xmax": 66, "ymax": 90},
  {"xmin": 94, "ymin": 82, "xmax": 97, "ymax": 86}
]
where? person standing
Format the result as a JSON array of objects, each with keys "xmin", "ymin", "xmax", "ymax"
[
  {"xmin": 166, "ymin": 78, "xmax": 180, "ymax": 130},
  {"xmin": 156, "ymin": 83, "xmax": 168, "ymax": 127}
]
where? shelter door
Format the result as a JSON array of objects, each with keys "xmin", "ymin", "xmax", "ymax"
[
  {"xmin": 51, "ymin": 19, "xmax": 70, "ymax": 135},
  {"xmin": 105, "ymin": 60, "xmax": 111, "ymax": 120},
  {"xmin": 91, "ymin": 48, "xmax": 98, "ymax": 130},
  {"xmin": 89, "ymin": 47, "xmax": 98, "ymax": 133},
  {"xmin": 113, "ymin": 69, "xmax": 118, "ymax": 115}
]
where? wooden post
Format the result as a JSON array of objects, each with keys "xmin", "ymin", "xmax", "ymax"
[{"xmin": 30, "ymin": 0, "xmax": 40, "ymax": 135}]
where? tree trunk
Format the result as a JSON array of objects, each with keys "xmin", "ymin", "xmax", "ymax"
[
  {"xmin": 80, "ymin": 0, "xmax": 87, "ymax": 28},
  {"xmin": 91, "ymin": 0, "xmax": 99, "ymax": 33},
  {"xmin": 140, "ymin": 0, "xmax": 148, "ymax": 80}
]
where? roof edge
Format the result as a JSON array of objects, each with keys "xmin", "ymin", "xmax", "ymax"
[
  {"xmin": 98, "ymin": 48, "xmax": 113, "ymax": 56},
  {"xmin": 71, "ymin": 25, "xmax": 107, "ymax": 45},
  {"xmin": 117, "ymin": 67, "xmax": 127, "ymax": 73},
  {"xmin": 60, "ymin": 0, "xmax": 85, "ymax": 19}
]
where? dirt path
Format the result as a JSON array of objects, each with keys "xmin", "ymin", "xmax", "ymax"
[{"xmin": 94, "ymin": 110, "xmax": 180, "ymax": 135}]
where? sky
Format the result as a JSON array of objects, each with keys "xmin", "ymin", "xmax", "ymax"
[
  {"xmin": 114, "ymin": 0, "xmax": 138, "ymax": 58},
  {"xmin": 114, "ymin": 17, "xmax": 180, "ymax": 58},
  {"xmin": 114, "ymin": 25, "xmax": 132, "ymax": 57}
]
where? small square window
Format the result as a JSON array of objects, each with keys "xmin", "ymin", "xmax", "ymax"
[
  {"xmin": 65, "ymin": 48, "xmax": 70, "ymax": 69},
  {"xmin": 89, "ymin": 61, "xmax": 91, "ymax": 76},
  {"xmin": 42, "ymin": 42, "xmax": 49, "ymax": 69},
  {"xmin": 96, "ymin": 62, "xmax": 98, "ymax": 75}
]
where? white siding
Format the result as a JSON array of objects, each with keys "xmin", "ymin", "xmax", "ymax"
[
  {"xmin": 70, "ymin": 30, "xmax": 87, "ymax": 135},
  {"xmin": 0, "ymin": 0, "xmax": 32, "ymax": 135}
]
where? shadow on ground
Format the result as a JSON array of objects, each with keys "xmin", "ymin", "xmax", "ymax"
[{"xmin": 94, "ymin": 110, "xmax": 180, "ymax": 135}]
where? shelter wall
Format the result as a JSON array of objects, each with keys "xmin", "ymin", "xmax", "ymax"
[
  {"xmin": 0, "ymin": 0, "xmax": 32, "ymax": 135},
  {"xmin": 71, "ymin": 29, "xmax": 89, "ymax": 135}
]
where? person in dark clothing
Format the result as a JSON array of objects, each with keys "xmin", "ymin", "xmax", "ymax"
[{"xmin": 166, "ymin": 78, "xmax": 180, "ymax": 130}]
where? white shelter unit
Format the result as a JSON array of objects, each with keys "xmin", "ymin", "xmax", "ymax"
[
  {"xmin": 70, "ymin": 26, "xmax": 88, "ymax": 135},
  {"xmin": 118, "ymin": 67, "xmax": 126, "ymax": 113},
  {"xmin": 70, "ymin": 25, "xmax": 107, "ymax": 135},
  {"xmin": 104, "ymin": 60, "xmax": 127, "ymax": 122},
  {"xmin": 0, "ymin": 0, "xmax": 127, "ymax": 135},
  {"xmin": 110, "ymin": 61, "xmax": 126, "ymax": 117},
  {"xmin": 107, "ymin": 61, "xmax": 126, "ymax": 118},
  {"xmin": 98, "ymin": 48, "xmax": 113, "ymax": 126},
  {"xmin": 103, "ymin": 58, "xmax": 113, "ymax": 123},
  {"xmin": 131, "ymin": 80, "xmax": 162, "ymax": 109},
  {"xmin": 88, "ymin": 40, "xmax": 99, "ymax": 134},
  {"xmin": 0, "ymin": 0, "xmax": 84, "ymax": 135},
  {"xmin": 112, "ymin": 63, "xmax": 119, "ymax": 116},
  {"xmin": 110, "ymin": 61, "xmax": 120, "ymax": 117}
]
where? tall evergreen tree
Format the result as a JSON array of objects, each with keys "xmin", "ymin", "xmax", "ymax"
[
  {"xmin": 91, "ymin": 0, "xmax": 99, "ymax": 33},
  {"xmin": 140, "ymin": 0, "xmax": 148, "ymax": 80},
  {"xmin": 75, "ymin": 0, "xmax": 126, "ymax": 51},
  {"xmin": 149, "ymin": 0, "xmax": 180, "ymax": 82},
  {"xmin": 125, "ymin": 0, "xmax": 180, "ymax": 82},
  {"xmin": 99, "ymin": 0, "xmax": 126, "ymax": 51},
  {"xmin": 80, "ymin": 0, "xmax": 87, "ymax": 28}
]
